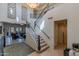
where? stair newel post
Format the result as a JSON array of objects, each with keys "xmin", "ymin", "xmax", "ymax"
[{"xmin": 38, "ymin": 35, "xmax": 41, "ymax": 51}]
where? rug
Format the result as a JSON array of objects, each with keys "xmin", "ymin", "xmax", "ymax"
[{"xmin": 4, "ymin": 43, "xmax": 34, "ymax": 56}]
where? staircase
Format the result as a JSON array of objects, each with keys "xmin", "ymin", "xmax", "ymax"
[
  {"xmin": 37, "ymin": 38, "xmax": 49, "ymax": 53},
  {"xmin": 26, "ymin": 25, "xmax": 49, "ymax": 53},
  {"xmin": 40, "ymin": 39, "xmax": 49, "ymax": 52}
]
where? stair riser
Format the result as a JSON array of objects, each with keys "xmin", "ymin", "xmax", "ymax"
[
  {"xmin": 41, "ymin": 44, "xmax": 47, "ymax": 48},
  {"xmin": 37, "ymin": 46, "xmax": 49, "ymax": 53},
  {"xmin": 36, "ymin": 38, "xmax": 49, "ymax": 53},
  {"xmin": 40, "ymin": 41, "xmax": 45, "ymax": 44}
]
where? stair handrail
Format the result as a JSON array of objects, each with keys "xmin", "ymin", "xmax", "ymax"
[
  {"xmin": 26, "ymin": 21, "xmax": 41, "ymax": 50},
  {"xmin": 34, "ymin": 4, "xmax": 49, "ymax": 27},
  {"xmin": 36, "ymin": 24, "xmax": 50, "ymax": 39},
  {"xmin": 26, "ymin": 21, "xmax": 38, "ymax": 41},
  {"xmin": 34, "ymin": 3, "xmax": 54, "ymax": 27},
  {"xmin": 33, "ymin": 4, "xmax": 55, "ymax": 40}
]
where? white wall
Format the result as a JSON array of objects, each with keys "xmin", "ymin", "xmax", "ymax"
[
  {"xmin": 25, "ymin": 27, "xmax": 37, "ymax": 50},
  {"xmin": 0, "ymin": 3, "xmax": 26, "ymax": 24},
  {"xmin": 36, "ymin": 3, "xmax": 79, "ymax": 49}
]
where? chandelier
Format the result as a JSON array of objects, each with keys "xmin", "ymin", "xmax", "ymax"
[{"xmin": 27, "ymin": 3, "xmax": 40, "ymax": 9}]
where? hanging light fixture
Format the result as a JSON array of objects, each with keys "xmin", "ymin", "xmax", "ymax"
[{"xmin": 27, "ymin": 3, "xmax": 40, "ymax": 9}]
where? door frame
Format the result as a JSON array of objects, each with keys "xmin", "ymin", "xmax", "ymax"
[{"xmin": 54, "ymin": 19, "xmax": 67, "ymax": 49}]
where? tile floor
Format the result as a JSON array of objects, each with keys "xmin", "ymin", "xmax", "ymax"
[
  {"xmin": 4, "ymin": 39, "xmax": 64, "ymax": 56},
  {"xmin": 28, "ymin": 47, "xmax": 64, "ymax": 56}
]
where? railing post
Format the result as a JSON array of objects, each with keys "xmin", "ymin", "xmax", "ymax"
[{"xmin": 38, "ymin": 35, "xmax": 41, "ymax": 51}]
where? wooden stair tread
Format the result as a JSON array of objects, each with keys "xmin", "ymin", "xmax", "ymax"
[
  {"xmin": 41, "ymin": 45, "xmax": 49, "ymax": 50},
  {"xmin": 40, "ymin": 41, "xmax": 45, "ymax": 44},
  {"xmin": 40, "ymin": 43, "xmax": 47, "ymax": 47},
  {"xmin": 40, "ymin": 45, "xmax": 49, "ymax": 52},
  {"xmin": 36, "ymin": 38, "xmax": 49, "ymax": 53}
]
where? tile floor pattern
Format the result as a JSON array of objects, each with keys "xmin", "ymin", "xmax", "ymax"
[
  {"xmin": 28, "ymin": 47, "xmax": 64, "ymax": 56},
  {"xmin": 4, "ymin": 43, "xmax": 34, "ymax": 56},
  {"xmin": 4, "ymin": 42, "xmax": 64, "ymax": 56}
]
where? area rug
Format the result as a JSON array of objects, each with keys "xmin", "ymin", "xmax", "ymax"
[{"xmin": 4, "ymin": 43, "xmax": 34, "ymax": 56}]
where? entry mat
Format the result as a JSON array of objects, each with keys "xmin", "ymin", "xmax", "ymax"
[{"xmin": 4, "ymin": 43, "xmax": 34, "ymax": 56}]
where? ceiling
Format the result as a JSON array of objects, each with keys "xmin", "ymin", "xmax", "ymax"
[
  {"xmin": 22, "ymin": 3, "xmax": 60, "ymax": 19},
  {"xmin": 22, "ymin": 3, "xmax": 48, "ymax": 10},
  {"xmin": 22, "ymin": 3, "xmax": 57, "ymax": 13}
]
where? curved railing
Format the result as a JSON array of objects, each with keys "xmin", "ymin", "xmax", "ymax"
[
  {"xmin": 26, "ymin": 21, "xmax": 41, "ymax": 51},
  {"xmin": 34, "ymin": 4, "xmax": 55, "ymax": 40},
  {"xmin": 26, "ymin": 4, "xmax": 55, "ymax": 50}
]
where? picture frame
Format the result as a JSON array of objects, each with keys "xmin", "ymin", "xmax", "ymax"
[{"xmin": 7, "ymin": 3, "xmax": 16, "ymax": 19}]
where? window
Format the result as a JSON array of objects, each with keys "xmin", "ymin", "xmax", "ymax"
[
  {"xmin": 22, "ymin": 6, "xmax": 27, "ymax": 20},
  {"xmin": 30, "ymin": 9, "xmax": 38, "ymax": 19}
]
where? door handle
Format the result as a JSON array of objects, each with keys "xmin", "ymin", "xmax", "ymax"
[{"xmin": 63, "ymin": 32, "xmax": 64, "ymax": 44}]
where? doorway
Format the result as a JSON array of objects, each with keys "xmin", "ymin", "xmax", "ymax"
[
  {"xmin": 54, "ymin": 20, "xmax": 67, "ymax": 49},
  {"xmin": 3, "ymin": 22, "xmax": 26, "ymax": 46}
]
